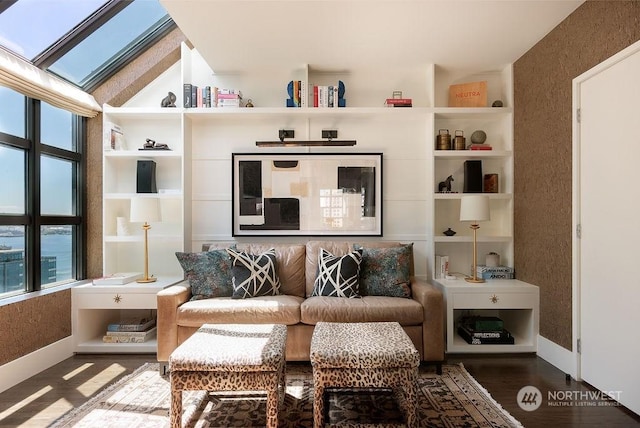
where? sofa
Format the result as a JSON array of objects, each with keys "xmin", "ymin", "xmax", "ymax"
[{"xmin": 157, "ymin": 241, "xmax": 444, "ymax": 366}]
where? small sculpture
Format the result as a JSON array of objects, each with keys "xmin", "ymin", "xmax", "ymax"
[
  {"xmin": 438, "ymin": 175, "xmax": 454, "ymax": 192},
  {"xmin": 161, "ymin": 92, "xmax": 177, "ymax": 107},
  {"xmin": 471, "ymin": 130, "xmax": 487, "ymax": 144},
  {"xmin": 443, "ymin": 228, "xmax": 456, "ymax": 236},
  {"xmin": 245, "ymin": 99, "xmax": 254, "ymax": 107},
  {"xmin": 141, "ymin": 138, "xmax": 169, "ymax": 150},
  {"xmin": 492, "ymin": 100, "xmax": 503, "ymax": 107}
]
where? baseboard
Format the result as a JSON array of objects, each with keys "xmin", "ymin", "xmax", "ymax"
[
  {"xmin": 0, "ymin": 337, "xmax": 74, "ymax": 394},
  {"xmin": 537, "ymin": 334, "xmax": 577, "ymax": 378}
]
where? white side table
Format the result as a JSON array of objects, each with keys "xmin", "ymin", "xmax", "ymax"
[
  {"xmin": 433, "ymin": 278, "xmax": 539, "ymax": 353},
  {"xmin": 72, "ymin": 276, "xmax": 182, "ymax": 354}
]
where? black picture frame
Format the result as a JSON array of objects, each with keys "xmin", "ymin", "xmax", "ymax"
[{"xmin": 232, "ymin": 153, "xmax": 383, "ymax": 236}]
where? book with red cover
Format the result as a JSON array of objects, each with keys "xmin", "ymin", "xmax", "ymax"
[
  {"xmin": 469, "ymin": 144, "xmax": 493, "ymax": 150},
  {"xmin": 385, "ymin": 98, "xmax": 413, "ymax": 106}
]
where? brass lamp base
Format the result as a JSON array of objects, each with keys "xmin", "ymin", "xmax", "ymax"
[
  {"xmin": 465, "ymin": 276, "xmax": 485, "ymax": 284},
  {"xmin": 137, "ymin": 276, "xmax": 157, "ymax": 283}
]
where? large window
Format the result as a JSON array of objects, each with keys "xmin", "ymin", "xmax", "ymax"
[{"xmin": 0, "ymin": 86, "xmax": 84, "ymax": 297}]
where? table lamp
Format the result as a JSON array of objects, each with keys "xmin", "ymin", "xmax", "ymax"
[
  {"xmin": 459, "ymin": 195, "xmax": 490, "ymax": 283},
  {"xmin": 130, "ymin": 197, "xmax": 161, "ymax": 283}
]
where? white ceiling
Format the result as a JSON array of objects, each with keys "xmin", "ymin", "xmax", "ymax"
[{"xmin": 160, "ymin": 0, "xmax": 584, "ymax": 72}]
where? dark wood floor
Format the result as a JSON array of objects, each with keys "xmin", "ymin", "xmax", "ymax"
[{"xmin": 0, "ymin": 353, "xmax": 638, "ymax": 427}]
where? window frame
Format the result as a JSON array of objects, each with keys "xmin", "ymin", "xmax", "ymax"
[{"xmin": 0, "ymin": 95, "xmax": 85, "ymax": 295}]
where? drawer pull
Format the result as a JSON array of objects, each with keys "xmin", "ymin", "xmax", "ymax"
[
  {"xmin": 113, "ymin": 294, "xmax": 122, "ymax": 304},
  {"xmin": 490, "ymin": 294, "xmax": 499, "ymax": 304}
]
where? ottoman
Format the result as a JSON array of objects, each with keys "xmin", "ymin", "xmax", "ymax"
[
  {"xmin": 310, "ymin": 322, "xmax": 420, "ymax": 428},
  {"xmin": 169, "ymin": 323, "xmax": 287, "ymax": 428}
]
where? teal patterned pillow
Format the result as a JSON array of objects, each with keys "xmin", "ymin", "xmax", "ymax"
[
  {"xmin": 356, "ymin": 245, "xmax": 412, "ymax": 298},
  {"xmin": 176, "ymin": 247, "xmax": 235, "ymax": 300}
]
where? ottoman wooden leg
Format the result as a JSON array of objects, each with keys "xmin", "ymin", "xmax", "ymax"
[
  {"xmin": 402, "ymin": 372, "xmax": 418, "ymax": 428},
  {"xmin": 313, "ymin": 383, "xmax": 325, "ymax": 428},
  {"xmin": 266, "ymin": 386, "xmax": 279, "ymax": 428},
  {"xmin": 170, "ymin": 381, "xmax": 182, "ymax": 428}
]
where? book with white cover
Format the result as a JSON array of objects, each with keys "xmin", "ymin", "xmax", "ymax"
[{"xmin": 92, "ymin": 272, "xmax": 142, "ymax": 285}]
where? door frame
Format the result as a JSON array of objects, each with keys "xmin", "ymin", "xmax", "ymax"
[{"xmin": 571, "ymin": 38, "xmax": 640, "ymax": 381}]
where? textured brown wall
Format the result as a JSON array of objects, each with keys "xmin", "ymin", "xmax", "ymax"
[
  {"xmin": 0, "ymin": 28, "xmax": 186, "ymax": 367},
  {"xmin": 513, "ymin": 1, "xmax": 640, "ymax": 350}
]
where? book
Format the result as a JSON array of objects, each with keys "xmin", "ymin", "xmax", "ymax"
[
  {"xmin": 480, "ymin": 272, "xmax": 515, "ymax": 279},
  {"xmin": 435, "ymin": 255, "xmax": 449, "ymax": 279},
  {"xmin": 103, "ymin": 326, "xmax": 157, "ymax": 343},
  {"xmin": 385, "ymin": 98, "xmax": 413, "ymax": 107},
  {"xmin": 475, "ymin": 265, "xmax": 515, "ymax": 274},
  {"xmin": 183, "ymin": 83, "xmax": 192, "ymax": 108},
  {"xmin": 107, "ymin": 317, "xmax": 156, "ymax": 332},
  {"xmin": 469, "ymin": 144, "xmax": 493, "ymax": 150},
  {"xmin": 459, "ymin": 315, "xmax": 504, "ymax": 331},
  {"xmin": 92, "ymin": 272, "xmax": 142, "ymax": 285},
  {"xmin": 457, "ymin": 325, "xmax": 514, "ymax": 345}
]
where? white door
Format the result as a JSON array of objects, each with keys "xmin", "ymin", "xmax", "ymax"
[{"xmin": 576, "ymin": 42, "xmax": 640, "ymax": 414}]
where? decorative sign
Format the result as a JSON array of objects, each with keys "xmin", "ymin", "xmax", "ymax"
[{"xmin": 448, "ymin": 81, "xmax": 487, "ymax": 107}]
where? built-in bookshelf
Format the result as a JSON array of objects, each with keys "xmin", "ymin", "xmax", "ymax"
[{"xmin": 103, "ymin": 42, "xmax": 514, "ymax": 283}]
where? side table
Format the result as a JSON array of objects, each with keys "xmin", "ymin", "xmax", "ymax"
[
  {"xmin": 433, "ymin": 278, "xmax": 539, "ymax": 353},
  {"xmin": 72, "ymin": 276, "xmax": 181, "ymax": 354}
]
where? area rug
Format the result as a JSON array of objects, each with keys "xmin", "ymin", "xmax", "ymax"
[{"xmin": 51, "ymin": 363, "xmax": 523, "ymax": 428}]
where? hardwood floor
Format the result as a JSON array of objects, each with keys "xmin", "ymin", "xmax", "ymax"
[{"xmin": 0, "ymin": 353, "xmax": 638, "ymax": 427}]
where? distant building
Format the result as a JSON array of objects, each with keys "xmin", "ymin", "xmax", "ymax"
[{"xmin": 0, "ymin": 249, "xmax": 57, "ymax": 293}]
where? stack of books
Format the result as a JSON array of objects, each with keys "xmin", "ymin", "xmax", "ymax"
[
  {"xmin": 473, "ymin": 265, "xmax": 515, "ymax": 280},
  {"xmin": 103, "ymin": 317, "xmax": 157, "ymax": 343},
  {"xmin": 384, "ymin": 98, "xmax": 412, "ymax": 107},
  {"xmin": 92, "ymin": 272, "xmax": 142, "ymax": 285},
  {"xmin": 217, "ymin": 89, "xmax": 242, "ymax": 108},
  {"xmin": 457, "ymin": 315, "xmax": 514, "ymax": 345}
]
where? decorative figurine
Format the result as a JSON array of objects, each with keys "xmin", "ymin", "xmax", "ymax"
[
  {"xmin": 161, "ymin": 91, "xmax": 177, "ymax": 108},
  {"xmin": 443, "ymin": 228, "xmax": 456, "ymax": 236},
  {"xmin": 438, "ymin": 175, "xmax": 454, "ymax": 192},
  {"xmin": 492, "ymin": 100, "xmax": 504, "ymax": 107},
  {"xmin": 245, "ymin": 99, "xmax": 254, "ymax": 107},
  {"xmin": 140, "ymin": 138, "xmax": 170, "ymax": 150}
]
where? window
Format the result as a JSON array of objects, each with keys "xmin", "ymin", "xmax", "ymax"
[
  {"xmin": 0, "ymin": 86, "xmax": 83, "ymax": 297},
  {"xmin": 0, "ymin": 0, "xmax": 174, "ymax": 91}
]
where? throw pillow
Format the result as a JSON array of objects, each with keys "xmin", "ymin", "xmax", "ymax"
[
  {"xmin": 356, "ymin": 244, "xmax": 412, "ymax": 298},
  {"xmin": 226, "ymin": 248, "xmax": 281, "ymax": 299},
  {"xmin": 312, "ymin": 248, "xmax": 363, "ymax": 298},
  {"xmin": 175, "ymin": 248, "xmax": 235, "ymax": 300}
]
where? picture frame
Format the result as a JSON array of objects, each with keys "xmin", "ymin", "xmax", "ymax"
[{"xmin": 232, "ymin": 153, "xmax": 383, "ymax": 236}]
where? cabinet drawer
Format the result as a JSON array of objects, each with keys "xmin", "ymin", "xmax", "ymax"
[
  {"xmin": 453, "ymin": 291, "xmax": 535, "ymax": 309},
  {"xmin": 74, "ymin": 292, "xmax": 157, "ymax": 309}
]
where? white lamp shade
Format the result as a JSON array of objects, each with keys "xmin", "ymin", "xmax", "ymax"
[
  {"xmin": 460, "ymin": 195, "xmax": 490, "ymax": 222},
  {"xmin": 130, "ymin": 197, "xmax": 161, "ymax": 223}
]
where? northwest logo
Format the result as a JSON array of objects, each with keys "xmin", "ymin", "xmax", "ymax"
[{"xmin": 517, "ymin": 386, "xmax": 543, "ymax": 411}]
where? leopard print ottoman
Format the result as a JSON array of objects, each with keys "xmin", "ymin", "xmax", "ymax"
[
  {"xmin": 169, "ymin": 323, "xmax": 287, "ymax": 428},
  {"xmin": 310, "ymin": 322, "xmax": 420, "ymax": 428}
]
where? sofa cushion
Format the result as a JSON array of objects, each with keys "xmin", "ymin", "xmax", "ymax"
[
  {"xmin": 305, "ymin": 241, "xmax": 414, "ymax": 297},
  {"xmin": 177, "ymin": 295, "xmax": 304, "ymax": 326},
  {"xmin": 204, "ymin": 243, "xmax": 306, "ymax": 298},
  {"xmin": 175, "ymin": 248, "xmax": 234, "ymax": 300},
  {"xmin": 227, "ymin": 248, "xmax": 281, "ymax": 299},
  {"xmin": 301, "ymin": 295, "xmax": 423, "ymax": 325},
  {"xmin": 356, "ymin": 244, "xmax": 412, "ymax": 298},
  {"xmin": 311, "ymin": 248, "xmax": 363, "ymax": 298}
]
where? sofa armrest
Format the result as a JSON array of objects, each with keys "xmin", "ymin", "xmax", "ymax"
[
  {"xmin": 157, "ymin": 280, "xmax": 191, "ymax": 362},
  {"xmin": 411, "ymin": 277, "xmax": 445, "ymax": 362}
]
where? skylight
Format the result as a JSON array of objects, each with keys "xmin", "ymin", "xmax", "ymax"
[{"xmin": 0, "ymin": 0, "xmax": 175, "ymax": 91}]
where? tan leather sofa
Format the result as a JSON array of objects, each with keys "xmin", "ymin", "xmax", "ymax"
[{"xmin": 157, "ymin": 241, "xmax": 444, "ymax": 366}]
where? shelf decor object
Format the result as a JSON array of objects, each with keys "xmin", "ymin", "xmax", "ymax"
[
  {"xmin": 232, "ymin": 153, "xmax": 382, "ymax": 236},
  {"xmin": 459, "ymin": 195, "xmax": 490, "ymax": 283},
  {"xmin": 130, "ymin": 197, "xmax": 161, "ymax": 283}
]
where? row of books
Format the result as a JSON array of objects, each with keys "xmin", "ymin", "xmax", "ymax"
[
  {"xmin": 102, "ymin": 317, "xmax": 157, "ymax": 343},
  {"xmin": 457, "ymin": 315, "xmax": 514, "ymax": 345},
  {"xmin": 183, "ymin": 84, "xmax": 243, "ymax": 108},
  {"xmin": 286, "ymin": 81, "xmax": 346, "ymax": 108}
]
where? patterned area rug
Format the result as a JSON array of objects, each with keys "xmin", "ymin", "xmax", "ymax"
[{"xmin": 52, "ymin": 363, "xmax": 523, "ymax": 428}]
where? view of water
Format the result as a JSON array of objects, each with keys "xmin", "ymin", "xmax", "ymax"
[{"xmin": 0, "ymin": 234, "xmax": 72, "ymax": 282}]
